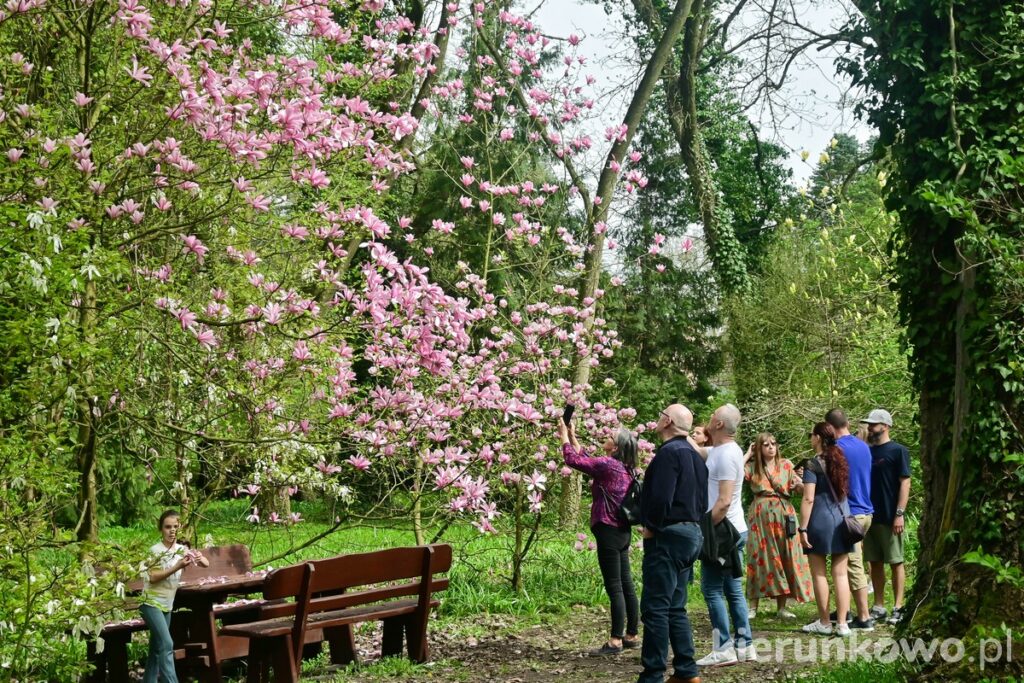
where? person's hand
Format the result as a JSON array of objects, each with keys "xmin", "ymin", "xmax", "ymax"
[
  {"xmin": 641, "ymin": 527, "xmax": 654, "ymax": 539},
  {"xmin": 176, "ymin": 554, "xmax": 193, "ymax": 571},
  {"xmin": 557, "ymin": 420, "xmax": 569, "ymax": 444},
  {"xmin": 892, "ymin": 516, "xmax": 905, "ymax": 535},
  {"xmin": 799, "ymin": 530, "xmax": 812, "ymax": 549}
]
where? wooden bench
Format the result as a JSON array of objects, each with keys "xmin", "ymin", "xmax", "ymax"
[
  {"xmin": 87, "ymin": 544, "xmax": 254, "ymax": 683},
  {"xmin": 220, "ymin": 544, "xmax": 453, "ymax": 683}
]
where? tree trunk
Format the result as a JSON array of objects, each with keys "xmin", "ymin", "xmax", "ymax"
[
  {"xmin": 633, "ymin": 0, "xmax": 750, "ymax": 295},
  {"xmin": 511, "ymin": 483, "xmax": 525, "ymax": 592},
  {"xmin": 559, "ymin": 0, "xmax": 696, "ymax": 528},
  {"xmin": 848, "ymin": 2, "xmax": 1024, "ymax": 677},
  {"xmin": 75, "ymin": 280, "xmax": 99, "ymax": 544}
]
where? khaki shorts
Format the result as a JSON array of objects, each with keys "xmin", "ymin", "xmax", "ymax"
[
  {"xmin": 848, "ymin": 514, "xmax": 873, "ymax": 591},
  {"xmin": 863, "ymin": 521, "xmax": 905, "ymax": 564}
]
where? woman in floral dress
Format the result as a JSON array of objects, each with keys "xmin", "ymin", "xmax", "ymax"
[{"xmin": 744, "ymin": 432, "xmax": 813, "ymax": 618}]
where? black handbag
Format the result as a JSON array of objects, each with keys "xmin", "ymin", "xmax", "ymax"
[
  {"xmin": 812, "ymin": 457, "xmax": 866, "ymax": 544},
  {"xmin": 784, "ymin": 514, "xmax": 799, "ymax": 538}
]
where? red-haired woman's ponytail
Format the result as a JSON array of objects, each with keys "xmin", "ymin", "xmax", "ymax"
[{"xmin": 812, "ymin": 422, "xmax": 849, "ymax": 500}]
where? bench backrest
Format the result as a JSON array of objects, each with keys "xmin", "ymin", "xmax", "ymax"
[
  {"xmin": 255, "ymin": 544, "xmax": 452, "ymax": 662},
  {"xmin": 182, "ymin": 544, "xmax": 253, "ymax": 581}
]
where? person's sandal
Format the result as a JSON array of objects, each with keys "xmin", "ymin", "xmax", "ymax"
[
  {"xmin": 591, "ymin": 642, "xmax": 624, "ymax": 655},
  {"xmin": 622, "ymin": 636, "xmax": 640, "ymax": 649}
]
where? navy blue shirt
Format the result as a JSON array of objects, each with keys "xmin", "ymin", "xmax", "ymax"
[
  {"xmin": 640, "ymin": 436, "xmax": 709, "ymax": 530},
  {"xmin": 870, "ymin": 441, "xmax": 911, "ymax": 524},
  {"xmin": 838, "ymin": 435, "xmax": 873, "ymax": 516}
]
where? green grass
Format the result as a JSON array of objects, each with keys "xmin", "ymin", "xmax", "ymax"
[
  {"xmin": 101, "ymin": 500, "xmax": 613, "ymax": 620},
  {"xmin": 783, "ymin": 659, "xmax": 908, "ymax": 682}
]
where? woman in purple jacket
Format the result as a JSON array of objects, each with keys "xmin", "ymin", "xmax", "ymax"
[{"xmin": 558, "ymin": 419, "xmax": 640, "ymax": 655}]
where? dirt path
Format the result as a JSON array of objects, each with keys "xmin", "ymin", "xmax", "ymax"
[{"xmin": 318, "ymin": 604, "xmax": 896, "ymax": 682}]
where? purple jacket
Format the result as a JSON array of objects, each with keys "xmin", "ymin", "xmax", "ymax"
[{"xmin": 562, "ymin": 443, "xmax": 633, "ymax": 529}]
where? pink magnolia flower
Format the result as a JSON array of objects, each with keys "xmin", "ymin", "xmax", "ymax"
[
  {"xmin": 524, "ymin": 470, "xmax": 547, "ymax": 491},
  {"xmin": 72, "ymin": 92, "xmax": 94, "ymax": 107},
  {"xmin": 175, "ymin": 308, "xmax": 197, "ymax": 330},
  {"xmin": 7, "ymin": 149, "xmax": 24, "ymax": 163},
  {"xmin": 181, "ymin": 235, "xmax": 208, "ymax": 264},
  {"xmin": 193, "ymin": 326, "xmax": 218, "ymax": 350},
  {"xmin": 125, "ymin": 56, "xmax": 153, "ymax": 86},
  {"xmin": 246, "ymin": 507, "xmax": 260, "ymax": 524},
  {"xmin": 347, "ymin": 455, "xmax": 371, "ymax": 470},
  {"xmin": 315, "ymin": 461, "xmax": 342, "ymax": 475}
]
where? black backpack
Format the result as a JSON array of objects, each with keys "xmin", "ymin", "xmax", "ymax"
[{"xmin": 601, "ymin": 470, "xmax": 643, "ymax": 526}]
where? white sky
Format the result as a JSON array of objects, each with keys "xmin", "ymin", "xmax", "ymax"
[{"xmin": 531, "ymin": 0, "xmax": 872, "ymax": 184}]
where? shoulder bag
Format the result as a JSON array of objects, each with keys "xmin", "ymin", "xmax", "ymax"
[{"xmin": 811, "ymin": 457, "xmax": 865, "ymax": 545}]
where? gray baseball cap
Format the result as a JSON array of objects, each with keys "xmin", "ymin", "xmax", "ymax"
[{"xmin": 859, "ymin": 409, "xmax": 893, "ymax": 426}]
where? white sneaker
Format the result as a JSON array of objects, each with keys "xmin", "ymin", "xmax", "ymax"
[
  {"xmin": 696, "ymin": 646, "xmax": 738, "ymax": 667},
  {"xmin": 802, "ymin": 620, "xmax": 834, "ymax": 636},
  {"xmin": 736, "ymin": 644, "xmax": 762, "ymax": 662},
  {"xmin": 835, "ymin": 623, "xmax": 852, "ymax": 637},
  {"xmin": 776, "ymin": 609, "xmax": 797, "ymax": 619},
  {"xmin": 748, "ymin": 609, "xmax": 757, "ymax": 620}
]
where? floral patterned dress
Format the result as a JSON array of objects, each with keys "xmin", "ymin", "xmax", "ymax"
[{"xmin": 744, "ymin": 458, "xmax": 813, "ymax": 602}]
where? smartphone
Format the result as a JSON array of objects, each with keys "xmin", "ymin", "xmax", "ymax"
[{"xmin": 561, "ymin": 404, "xmax": 575, "ymax": 426}]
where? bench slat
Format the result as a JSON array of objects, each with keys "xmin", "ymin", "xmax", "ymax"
[{"xmin": 221, "ymin": 596, "xmax": 442, "ymax": 641}]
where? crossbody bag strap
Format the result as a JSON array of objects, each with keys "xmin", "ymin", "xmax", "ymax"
[
  {"xmin": 813, "ymin": 457, "xmax": 844, "ymax": 509},
  {"xmin": 767, "ymin": 462, "xmax": 790, "ymax": 499}
]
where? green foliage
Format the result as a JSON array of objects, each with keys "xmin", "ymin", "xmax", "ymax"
[
  {"xmin": 729, "ymin": 147, "xmax": 914, "ymax": 457},
  {"xmin": 962, "ymin": 548, "xmax": 1024, "ymax": 589}
]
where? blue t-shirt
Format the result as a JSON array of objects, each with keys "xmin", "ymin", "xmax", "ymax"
[
  {"xmin": 838, "ymin": 434, "xmax": 873, "ymax": 516},
  {"xmin": 870, "ymin": 441, "xmax": 911, "ymax": 524}
]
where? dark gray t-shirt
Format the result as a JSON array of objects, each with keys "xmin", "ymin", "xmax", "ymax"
[{"xmin": 870, "ymin": 441, "xmax": 911, "ymax": 524}]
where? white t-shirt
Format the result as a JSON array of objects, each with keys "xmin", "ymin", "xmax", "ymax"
[
  {"xmin": 142, "ymin": 541, "xmax": 187, "ymax": 612},
  {"xmin": 706, "ymin": 442, "xmax": 748, "ymax": 534}
]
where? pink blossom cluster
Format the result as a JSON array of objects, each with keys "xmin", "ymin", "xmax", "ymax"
[{"xmin": 0, "ymin": 0, "xmax": 663, "ymax": 536}]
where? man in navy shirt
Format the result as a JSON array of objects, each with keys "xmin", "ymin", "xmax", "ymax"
[
  {"xmin": 825, "ymin": 409, "xmax": 875, "ymax": 630},
  {"xmin": 637, "ymin": 403, "xmax": 708, "ymax": 683},
  {"xmin": 860, "ymin": 409, "xmax": 912, "ymax": 625}
]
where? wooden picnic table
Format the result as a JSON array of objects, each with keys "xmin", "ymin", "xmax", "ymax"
[{"xmin": 170, "ymin": 572, "xmax": 270, "ymax": 681}]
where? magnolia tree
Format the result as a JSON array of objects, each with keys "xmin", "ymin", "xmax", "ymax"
[{"xmin": 0, "ymin": 0, "xmax": 671, "ymax": 675}]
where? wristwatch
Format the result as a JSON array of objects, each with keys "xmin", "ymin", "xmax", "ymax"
[
  {"xmin": 895, "ymin": 508, "xmax": 905, "ymax": 517},
  {"xmin": 798, "ymin": 528, "xmax": 808, "ymax": 533}
]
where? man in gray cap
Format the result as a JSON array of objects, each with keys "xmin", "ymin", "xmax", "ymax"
[{"xmin": 860, "ymin": 409, "xmax": 911, "ymax": 625}]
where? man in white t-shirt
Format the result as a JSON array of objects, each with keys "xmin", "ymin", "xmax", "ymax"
[{"xmin": 697, "ymin": 404, "xmax": 754, "ymax": 667}]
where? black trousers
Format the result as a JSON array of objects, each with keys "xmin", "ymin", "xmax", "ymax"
[{"xmin": 592, "ymin": 522, "xmax": 640, "ymax": 638}]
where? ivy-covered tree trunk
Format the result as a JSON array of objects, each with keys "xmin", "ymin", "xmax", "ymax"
[{"xmin": 847, "ymin": 2, "xmax": 1024, "ymax": 676}]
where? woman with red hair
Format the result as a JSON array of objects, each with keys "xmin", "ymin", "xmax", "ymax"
[{"xmin": 798, "ymin": 422, "xmax": 855, "ymax": 637}]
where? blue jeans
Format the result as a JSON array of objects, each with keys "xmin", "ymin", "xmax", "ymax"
[
  {"xmin": 638, "ymin": 522, "xmax": 703, "ymax": 682},
  {"xmin": 700, "ymin": 531, "xmax": 752, "ymax": 650},
  {"xmin": 140, "ymin": 603, "xmax": 179, "ymax": 683}
]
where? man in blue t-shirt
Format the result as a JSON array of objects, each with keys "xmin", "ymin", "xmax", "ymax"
[
  {"xmin": 825, "ymin": 409, "xmax": 875, "ymax": 630},
  {"xmin": 860, "ymin": 409, "xmax": 912, "ymax": 626}
]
